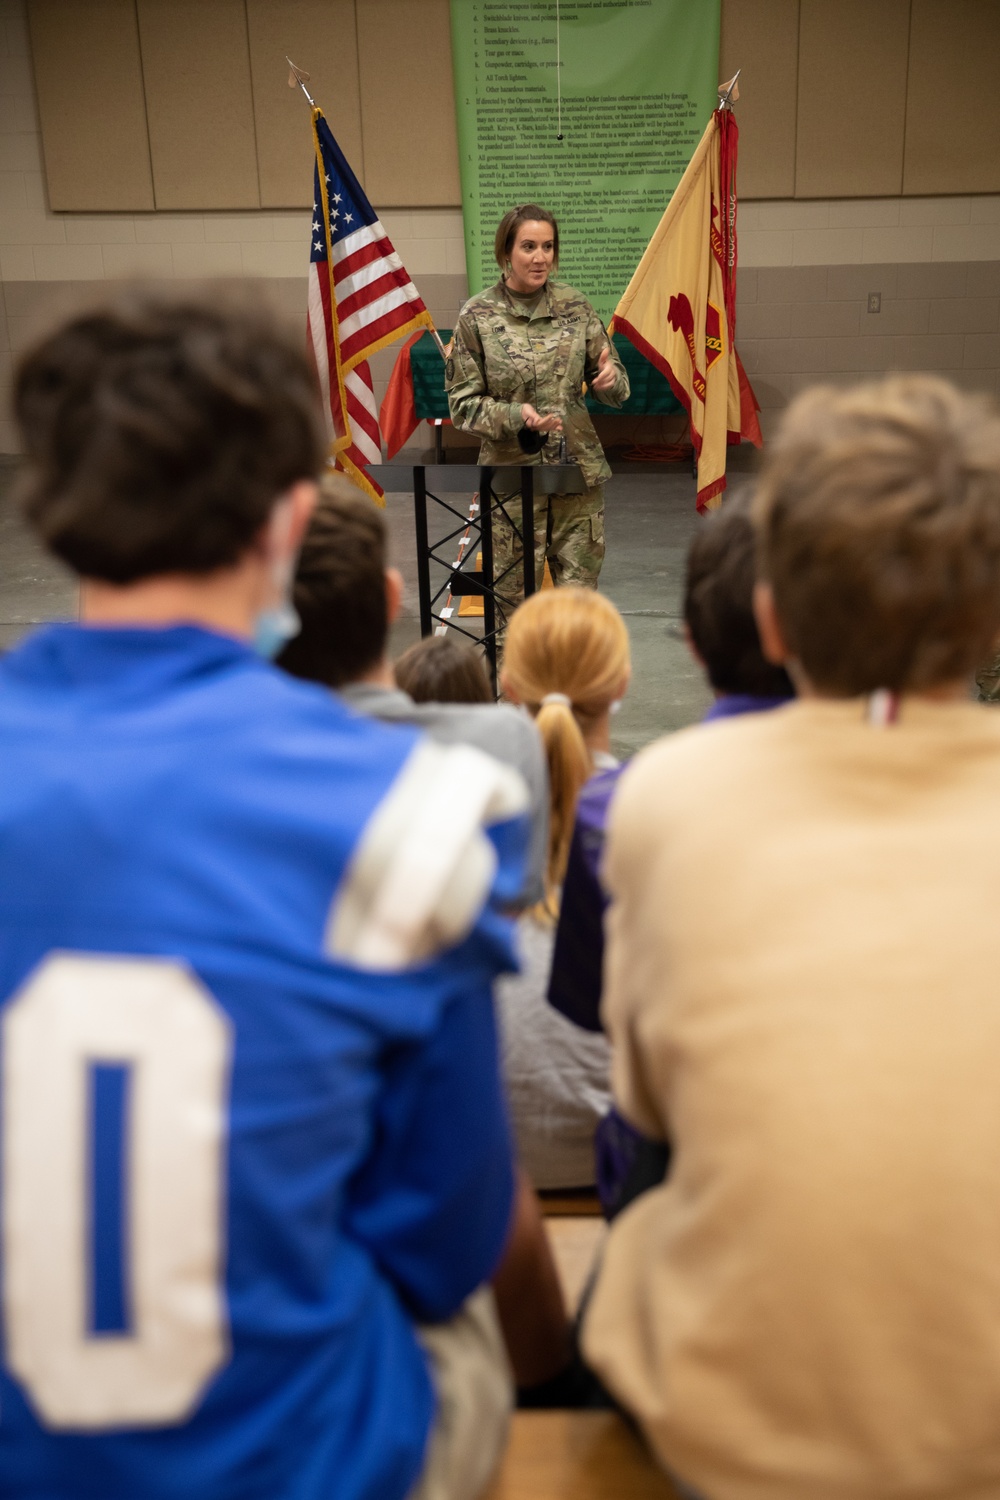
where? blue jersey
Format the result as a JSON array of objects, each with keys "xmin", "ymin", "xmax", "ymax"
[{"xmin": 0, "ymin": 625, "xmax": 524, "ymax": 1500}]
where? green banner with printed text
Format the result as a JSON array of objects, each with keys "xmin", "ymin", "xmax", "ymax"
[{"xmin": 450, "ymin": 0, "xmax": 721, "ymax": 323}]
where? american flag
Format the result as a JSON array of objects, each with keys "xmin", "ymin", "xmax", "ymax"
[{"xmin": 308, "ymin": 109, "xmax": 433, "ymax": 504}]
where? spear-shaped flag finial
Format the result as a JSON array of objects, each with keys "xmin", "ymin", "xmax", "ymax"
[
  {"xmin": 286, "ymin": 58, "xmax": 315, "ymax": 107},
  {"xmin": 718, "ymin": 70, "xmax": 741, "ymax": 110}
]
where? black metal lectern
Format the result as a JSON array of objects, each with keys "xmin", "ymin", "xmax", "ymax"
[{"xmin": 379, "ymin": 463, "xmax": 584, "ymax": 693}]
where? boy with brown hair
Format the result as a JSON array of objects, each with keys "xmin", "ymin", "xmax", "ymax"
[
  {"xmin": 278, "ymin": 473, "xmax": 549, "ymax": 909},
  {"xmin": 583, "ymin": 375, "xmax": 1000, "ymax": 1499},
  {"xmin": 683, "ymin": 489, "xmax": 793, "ymax": 719},
  {"xmin": 0, "ymin": 287, "xmax": 543, "ymax": 1500}
]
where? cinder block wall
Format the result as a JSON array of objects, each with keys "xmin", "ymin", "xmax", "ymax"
[
  {"xmin": 2, "ymin": 0, "xmax": 999, "ymax": 457},
  {"xmin": 734, "ymin": 198, "xmax": 1000, "ymax": 435},
  {"xmin": 0, "ymin": 0, "xmax": 469, "ymax": 454}
]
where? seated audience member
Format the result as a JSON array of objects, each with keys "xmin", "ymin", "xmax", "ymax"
[
  {"xmin": 548, "ymin": 489, "xmax": 793, "ymax": 1038},
  {"xmin": 277, "ymin": 477, "xmax": 574, "ymax": 1396},
  {"xmin": 395, "ymin": 634, "xmax": 493, "ymax": 705},
  {"xmin": 683, "ymin": 488, "xmax": 795, "ymax": 720},
  {"xmin": 0, "ymin": 289, "xmax": 545, "ymax": 1500},
  {"xmin": 550, "ymin": 492, "xmax": 795, "ymax": 1218},
  {"xmin": 495, "ymin": 588, "xmax": 630, "ymax": 1190},
  {"xmin": 278, "ymin": 480, "xmax": 548, "ymax": 908},
  {"xmin": 583, "ymin": 375, "xmax": 1000, "ymax": 1499}
]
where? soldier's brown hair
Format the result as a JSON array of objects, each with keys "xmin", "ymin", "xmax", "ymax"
[
  {"xmin": 754, "ymin": 375, "xmax": 1000, "ymax": 696},
  {"xmin": 494, "ymin": 205, "xmax": 560, "ymax": 272}
]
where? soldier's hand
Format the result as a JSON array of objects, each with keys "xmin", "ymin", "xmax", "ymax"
[
  {"xmin": 591, "ymin": 345, "xmax": 617, "ymax": 393},
  {"xmin": 522, "ymin": 404, "xmax": 563, "ymax": 433}
]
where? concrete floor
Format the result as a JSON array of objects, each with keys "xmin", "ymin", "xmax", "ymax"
[
  {"xmin": 0, "ymin": 455, "xmax": 716, "ymax": 755},
  {"xmin": 0, "ymin": 457, "xmax": 77, "ymax": 649}
]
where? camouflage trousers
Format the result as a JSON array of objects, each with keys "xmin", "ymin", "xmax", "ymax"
[{"xmin": 489, "ymin": 482, "xmax": 605, "ymax": 629}]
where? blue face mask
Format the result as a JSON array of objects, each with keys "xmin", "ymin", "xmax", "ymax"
[
  {"xmin": 252, "ymin": 498, "xmax": 304, "ymax": 659},
  {"xmin": 253, "ymin": 599, "xmax": 301, "ymax": 660}
]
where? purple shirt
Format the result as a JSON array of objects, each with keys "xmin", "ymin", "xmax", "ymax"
[
  {"xmin": 547, "ymin": 766, "xmax": 625, "ymax": 1033},
  {"xmin": 702, "ymin": 692, "xmax": 791, "ymax": 722}
]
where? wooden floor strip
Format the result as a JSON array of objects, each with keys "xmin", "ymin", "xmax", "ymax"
[{"xmin": 484, "ymin": 1412, "xmax": 682, "ymax": 1500}]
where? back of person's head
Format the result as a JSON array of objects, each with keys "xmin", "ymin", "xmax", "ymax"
[
  {"xmin": 394, "ymin": 635, "xmax": 493, "ymax": 705},
  {"xmin": 277, "ymin": 472, "xmax": 388, "ymax": 689},
  {"xmin": 503, "ymin": 588, "xmax": 630, "ymax": 911},
  {"xmin": 685, "ymin": 490, "xmax": 793, "ymax": 699},
  {"xmin": 755, "ymin": 375, "xmax": 1000, "ymax": 697},
  {"xmin": 13, "ymin": 286, "xmax": 324, "ymax": 583}
]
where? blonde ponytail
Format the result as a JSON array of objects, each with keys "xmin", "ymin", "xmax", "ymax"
[
  {"xmin": 534, "ymin": 698, "xmax": 592, "ymax": 913},
  {"xmin": 503, "ymin": 588, "xmax": 630, "ymax": 918}
]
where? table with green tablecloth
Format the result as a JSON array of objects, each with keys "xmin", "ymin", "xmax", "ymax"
[{"xmin": 408, "ymin": 329, "xmax": 683, "ymax": 427}]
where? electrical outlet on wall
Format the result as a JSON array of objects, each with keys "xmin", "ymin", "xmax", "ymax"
[{"xmin": 867, "ymin": 292, "xmax": 881, "ymax": 314}]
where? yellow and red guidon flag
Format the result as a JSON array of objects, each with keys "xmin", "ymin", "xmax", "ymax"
[
  {"xmin": 308, "ymin": 108, "xmax": 433, "ymax": 505},
  {"xmin": 611, "ymin": 106, "xmax": 762, "ymax": 511}
]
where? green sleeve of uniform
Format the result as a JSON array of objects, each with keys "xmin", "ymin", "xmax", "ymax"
[
  {"xmin": 446, "ymin": 314, "xmax": 526, "ymax": 439},
  {"xmin": 584, "ymin": 313, "xmax": 630, "ymax": 409}
]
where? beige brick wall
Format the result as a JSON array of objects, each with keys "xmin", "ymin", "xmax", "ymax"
[
  {"xmin": 0, "ymin": 0, "xmax": 470, "ymax": 452},
  {"xmin": 737, "ymin": 261, "xmax": 1000, "ymax": 435},
  {"xmin": 738, "ymin": 196, "xmax": 1000, "ymax": 266},
  {"xmin": 3, "ymin": 0, "xmax": 1000, "ymax": 454},
  {"xmin": 0, "ymin": 0, "xmax": 470, "ymax": 283}
]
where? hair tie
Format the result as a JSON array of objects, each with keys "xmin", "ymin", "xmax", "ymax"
[
  {"xmin": 866, "ymin": 689, "xmax": 899, "ymax": 727},
  {"xmin": 540, "ymin": 692, "xmax": 572, "ymax": 709}
]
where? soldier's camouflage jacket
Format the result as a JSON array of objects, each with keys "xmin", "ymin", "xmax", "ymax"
[{"xmin": 445, "ymin": 279, "xmax": 630, "ymax": 489}]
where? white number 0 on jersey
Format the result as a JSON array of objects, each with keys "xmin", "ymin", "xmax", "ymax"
[{"xmin": 2, "ymin": 953, "xmax": 232, "ymax": 1429}]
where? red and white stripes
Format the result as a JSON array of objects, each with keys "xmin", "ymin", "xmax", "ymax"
[
  {"xmin": 308, "ymin": 108, "xmax": 434, "ymax": 504},
  {"xmin": 308, "ymin": 256, "xmax": 382, "ymax": 488},
  {"xmin": 332, "ymin": 221, "xmax": 428, "ymax": 370}
]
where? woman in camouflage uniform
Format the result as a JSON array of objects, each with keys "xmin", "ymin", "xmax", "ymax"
[{"xmin": 445, "ymin": 205, "xmax": 629, "ymax": 622}]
